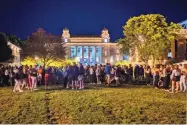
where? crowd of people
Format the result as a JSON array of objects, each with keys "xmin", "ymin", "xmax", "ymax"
[{"xmin": 0, "ymin": 63, "xmax": 186, "ymax": 93}]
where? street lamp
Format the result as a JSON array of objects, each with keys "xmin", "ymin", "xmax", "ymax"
[{"xmin": 35, "ymin": 56, "xmax": 39, "ymax": 61}]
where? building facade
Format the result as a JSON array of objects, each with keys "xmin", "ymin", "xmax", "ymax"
[
  {"xmin": 171, "ymin": 20, "xmax": 187, "ymax": 62},
  {"xmin": 129, "ymin": 20, "xmax": 187, "ymax": 66},
  {"xmin": 7, "ymin": 42, "xmax": 21, "ymax": 66},
  {"xmin": 62, "ymin": 28, "xmax": 122, "ymax": 65}
]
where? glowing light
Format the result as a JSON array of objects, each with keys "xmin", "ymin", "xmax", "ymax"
[
  {"xmin": 110, "ymin": 56, "xmax": 113, "ymax": 63},
  {"xmin": 64, "ymin": 38, "xmax": 68, "ymax": 42},
  {"xmin": 116, "ymin": 55, "xmax": 119, "ymax": 61},
  {"xmin": 35, "ymin": 56, "xmax": 39, "ymax": 60},
  {"xmin": 129, "ymin": 57, "xmax": 132, "ymax": 61},
  {"xmin": 75, "ymin": 57, "xmax": 80, "ymax": 62},
  {"xmin": 104, "ymin": 39, "xmax": 108, "ymax": 42}
]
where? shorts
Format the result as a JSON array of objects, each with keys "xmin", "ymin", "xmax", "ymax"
[{"xmin": 173, "ymin": 76, "xmax": 180, "ymax": 82}]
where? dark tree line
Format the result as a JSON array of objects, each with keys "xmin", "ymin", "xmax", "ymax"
[{"xmin": 0, "ymin": 33, "xmax": 12, "ymax": 62}]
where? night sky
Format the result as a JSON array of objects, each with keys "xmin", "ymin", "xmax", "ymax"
[{"xmin": 0, "ymin": 0, "xmax": 187, "ymax": 41}]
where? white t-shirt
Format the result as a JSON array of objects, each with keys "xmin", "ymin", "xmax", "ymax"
[
  {"xmin": 5, "ymin": 70, "xmax": 9, "ymax": 76},
  {"xmin": 90, "ymin": 68, "xmax": 94, "ymax": 75}
]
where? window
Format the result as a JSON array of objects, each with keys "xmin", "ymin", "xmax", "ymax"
[
  {"xmin": 64, "ymin": 38, "xmax": 68, "ymax": 42},
  {"xmin": 116, "ymin": 50, "xmax": 119, "ymax": 53},
  {"xmin": 105, "ymin": 51, "xmax": 107, "ymax": 56},
  {"xmin": 78, "ymin": 48, "xmax": 80, "ymax": 53},
  {"xmin": 116, "ymin": 55, "xmax": 119, "ymax": 61},
  {"xmin": 96, "ymin": 57, "xmax": 99, "ymax": 62},
  {"xmin": 110, "ymin": 56, "xmax": 113, "ymax": 63},
  {"xmin": 105, "ymin": 58, "xmax": 107, "ymax": 63},
  {"xmin": 96, "ymin": 48, "xmax": 99, "ymax": 53},
  {"xmin": 104, "ymin": 39, "xmax": 107, "ymax": 42}
]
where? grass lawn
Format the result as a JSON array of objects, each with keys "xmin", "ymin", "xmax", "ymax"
[{"xmin": 0, "ymin": 84, "xmax": 186, "ymax": 124}]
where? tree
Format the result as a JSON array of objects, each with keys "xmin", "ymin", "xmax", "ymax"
[
  {"xmin": 118, "ymin": 14, "xmax": 182, "ymax": 65},
  {"xmin": 0, "ymin": 33, "xmax": 13, "ymax": 62},
  {"xmin": 24, "ymin": 28, "xmax": 66, "ymax": 68},
  {"xmin": 6, "ymin": 34, "xmax": 27, "ymax": 48}
]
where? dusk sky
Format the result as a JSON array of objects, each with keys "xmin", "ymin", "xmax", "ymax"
[{"xmin": 0, "ymin": 0, "xmax": 187, "ymax": 41}]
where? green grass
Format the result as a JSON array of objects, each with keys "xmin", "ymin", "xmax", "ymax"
[{"xmin": 0, "ymin": 85, "xmax": 186, "ymax": 124}]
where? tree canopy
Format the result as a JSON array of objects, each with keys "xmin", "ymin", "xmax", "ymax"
[
  {"xmin": 6, "ymin": 34, "xmax": 27, "ymax": 48},
  {"xmin": 24, "ymin": 28, "xmax": 66, "ymax": 67},
  {"xmin": 0, "ymin": 33, "xmax": 13, "ymax": 62},
  {"xmin": 118, "ymin": 14, "xmax": 182, "ymax": 64}
]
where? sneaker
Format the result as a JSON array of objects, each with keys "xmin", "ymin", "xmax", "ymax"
[
  {"xmin": 19, "ymin": 90, "xmax": 23, "ymax": 93},
  {"xmin": 72, "ymin": 88, "xmax": 74, "ymax": 90}
]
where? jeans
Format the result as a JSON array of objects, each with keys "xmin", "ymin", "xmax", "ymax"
[
  {"xmin": 180, "ymin": 75, "xmax": 186, "ymax": 91},
  {"xmin": 31, "ymin": 76, "xmax": 37, "ymax": 89}
]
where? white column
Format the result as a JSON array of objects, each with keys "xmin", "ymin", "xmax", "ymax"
[
  {"xmin": 88, "ymin": 46, "xmax": 90, "ymax": 65},
  {"xmin": 82, "ymin": 46, "xmax": 84, "ymax": 63},
  {"xmin": 75, "ymin": 46, "xmax": 77, "ymax": 58},
  {"xmin": 94, "ymin": 46, "xmax": 96, "ymax": 64}
]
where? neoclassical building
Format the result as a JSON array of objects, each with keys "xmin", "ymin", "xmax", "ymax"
[{"xmin": 62, "ymin": 28, "xmax": 122, "ymax": 65}]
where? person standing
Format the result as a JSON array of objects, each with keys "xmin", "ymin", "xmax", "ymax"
[
  {"xmin": 171, "ymin": 65, "xmax": 181, "ymax": 93},
  {"xmin": 72, "ymin": 63, "xmax": 79, "ymax": 89},
  {"xmin": 13, "ymin": 67, "xmax": 23, "ymax": 93},
  {"xmin": 30, "ymin": 65, "xmax": 37, "ymax": 91},
  {"xmin": 4, "ymin": 67, "xmax": 9, "ymax": 86},
  {"xmin": 163, "ymin": 65, "xmax": 171, "ymax": 91},
  {"xmin": 179, "ymin": 64, "xmax": 187, "ymax": 92},
  {"xmin": 105, "ymin": 63, "xmax": 111, "ymax": 86},
  {"xmin": 67, "ymin": 66, "xmax": 73, "ymax": 89},
  {"xmin": 37, "ymin": 66, "xmax": 43, "ymax": 85},
  {"xmin": 128, "ymin": 64, "xmax": 133, "ymax": 83},
  {"xmin": 145, "ymin": 66, "xmax": 152, "ymax": 86},
  {"xmin": 63, "ymin": 66, "xmax": 68, "ymax": 88},
  {"xmin": 153, "ymin": 65, "xmax": 160, "ymax": 89},
  {"xmin": 134, "ymin": 65, "xmax": 140, "ymax": 81},
  {"xmin": 78, "ymin": 63, "xmax": 85, "ymax": 89},
  {"xmin": 96, "ymin": 65, "xmax": 101, "ymax": 84},
  {"xmin": 89, "ymin": 66, "xmax": 95, "ymax": 84}
]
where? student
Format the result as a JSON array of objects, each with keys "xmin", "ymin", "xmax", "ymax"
[
  {"xmin": 63, "ymin": 66, "xmax": 68, "ymax": 88},
  {"xmin": 78, "ymin": 63, "xmax": 85, "ymax": 89},
  {"xmin": 30, "ymin": 65, "xmax": 38, "ymax": 91},
  {"xmin": 171, "ymin": 65, "xmax": 181, "ymax": 93},
  {"xmin": 179, "ymin": 64, "xmax": 187, "ymax": 92},
  {"xmin": 72, "ymin": 63, "xmax": 79, "ymax": 89},
  {"xmin": 145, "ymin": 66, "xmax": 152, "ymax": 86},
  {"xmin": 89, "ymin": 66, "xmax": 95, "ymax": 84},
  {"xmin": 105, "ymin": 63, "xmax": 111, "ymax": 86},
  {"xmin": 96, "ymin": 65, "xmax": 101, "ymax": 84},
  {"xmin": 13, "ymin": 67, "xmax": 23, "ymax": 93},
  {"xmin": 153, "ymin": 65, "xmax": 160, "ymax": 89},
  {"xmin": 163, "ymin": 65, "xmax": 171, "ymax": 91}
]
